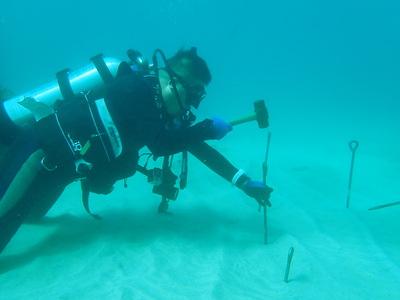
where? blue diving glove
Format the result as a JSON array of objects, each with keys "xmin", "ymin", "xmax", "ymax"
[
  {"xmin": 241, "ymin": 180, "xmax": 273, "ymax": 207},
  {"xmin": 210, "ymin": 116, "xmax": 233, "ymax": 140}
]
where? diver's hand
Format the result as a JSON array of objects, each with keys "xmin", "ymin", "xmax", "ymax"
[
  {"xmin": 241, "ymin": 180, "xmax": 273, "ymax": 207},
  {"xmin": 210, "ymin": 116, "xmax": 232, "ymax": 140}
]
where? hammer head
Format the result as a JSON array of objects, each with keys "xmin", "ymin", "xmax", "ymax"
[{"xmin": 254, "ymin": 100, "xmax": 269, "ymax": 128}]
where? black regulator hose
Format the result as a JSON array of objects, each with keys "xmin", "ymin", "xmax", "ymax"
[{"xmin": 152, "ymin": 49, "xmax": 185, "ymax": 112}]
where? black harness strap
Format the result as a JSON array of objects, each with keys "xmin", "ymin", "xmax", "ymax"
[
  {"xmin": 180, "ymin": 151, "xmax": 188, "ymax": 189},
  {"xmin": 91, "ymin": 54, "xmax": 114, "ymax": 84},
  {"xmin": 81, "ymin": 180, "xmax": 101, "ymax": 220},
  {"xmin": 56, "ymin": 69, "xmax": 75, "ymax": 100}
]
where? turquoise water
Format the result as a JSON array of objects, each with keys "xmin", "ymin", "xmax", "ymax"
[{"xmin": 1, "ymin": 0, "xmax": 398, "ymax": 145}]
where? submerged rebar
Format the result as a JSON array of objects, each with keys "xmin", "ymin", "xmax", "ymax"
[{"xmin": 346, "ymin": 140, "xmax": 359, "ymax": 208}]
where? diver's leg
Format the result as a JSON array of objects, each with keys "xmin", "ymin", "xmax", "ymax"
[
  {"xmin": 0, "ymin": 150, "xmax": 45, "ymax": 218},
  {"xmin": 26, "ymin": 165, "xmax": 76, "ymax": 221},
  {"xmin": 0, "ymin": 128, "xmax": 39, "ymax": 200},
  {"xmin": 0, "ymin": 165, "xmax": 75, "ymax": 254}
]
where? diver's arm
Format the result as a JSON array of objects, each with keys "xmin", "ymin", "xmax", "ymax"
[
  {"xmin": 144, "ymin": 119, "xmax": 219, "ymax": 157},
  {"xmin": 188, "ymin": 141, "xmax": 273, "ymax": 207},
  {"xmin": 187, "ymin": 141, "xmax": 239, "ymax": 183}
]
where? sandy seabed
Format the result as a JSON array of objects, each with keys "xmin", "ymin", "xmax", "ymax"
[{"xmin": 1, "ymin": 119, "xmax": 399, "ymax": 300}]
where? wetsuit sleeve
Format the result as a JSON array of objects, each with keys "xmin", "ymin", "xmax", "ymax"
[
  {"xmin": 187, "ymin": 141, "xmax": 238, "ymax": 183},
  {"xmin": 138, "ymin": 119, "xmax": 217, "ymax": 157}
]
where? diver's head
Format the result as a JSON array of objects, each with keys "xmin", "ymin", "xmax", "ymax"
[{"xmin": 159, "ymin": 48, "xmax": 211, "ymax": 116}]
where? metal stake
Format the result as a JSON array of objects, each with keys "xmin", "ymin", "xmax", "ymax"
[
  {"xmin": 346, "ymin": 140, "xmax": 359, "ymax": 208},
  {"xmin": 284, "ymin": 247, "xmax": 295, "ymax": 283},
  {"xmin": 262, "ymin": 132, "xmax": 272, "ymax": 244}
]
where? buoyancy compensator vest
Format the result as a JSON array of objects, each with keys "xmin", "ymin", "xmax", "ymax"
[{"xmin": 34, "ymin": 92, "xmax": 122, "ymax": 174}]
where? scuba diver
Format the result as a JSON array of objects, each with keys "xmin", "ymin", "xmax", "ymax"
[{"xmin": 0, "ymin": 47, "xmax": 273, "ymax": 254}]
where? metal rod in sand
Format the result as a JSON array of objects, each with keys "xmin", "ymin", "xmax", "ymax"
[
  {"xmin": 262, "ymin": 132, "xmax": 272, "ymax": 244},
  {"xmin": 346, "ymin": 140, "xmax": 359, "ymax": 208},
  {"xmin": 284, "ymin": 247, "xmax": 295, "ymax": 283}
]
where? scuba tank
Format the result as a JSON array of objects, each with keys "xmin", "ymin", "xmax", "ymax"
[{"xmin": 0, "ymin": 55, "xmax": 121, "ymax": 145}]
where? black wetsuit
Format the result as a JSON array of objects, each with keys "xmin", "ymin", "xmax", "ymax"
[{"xmin": 0, "ymin": 66, "xmax": 238, "ymax": 254}]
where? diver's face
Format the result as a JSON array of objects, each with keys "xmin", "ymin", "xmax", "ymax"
[
  {"xmin": 163, "ymin": 71, "xmax": 206, "ymax": 116},
  {"xmin": 172, "ymin": 72, "xmax": 206, "ymax": 110}
]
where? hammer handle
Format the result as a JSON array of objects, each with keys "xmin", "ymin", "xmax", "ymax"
[{"xmin": 229, "ymin": 113, "xmax": 257, "ymax": 126}]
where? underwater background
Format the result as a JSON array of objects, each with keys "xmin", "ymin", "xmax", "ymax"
[{"xmin": 1, "ymin": 0, "xmax": 399, "ymax": 299}]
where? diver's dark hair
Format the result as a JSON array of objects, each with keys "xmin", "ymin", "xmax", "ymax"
[{"xmin": 167, "ymin": 48, "xmax": 212, "ymax": 85}]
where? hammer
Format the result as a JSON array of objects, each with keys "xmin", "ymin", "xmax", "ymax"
[{"xmin": 229, "ymin": 100, "xmax": 269, "ymax": 128}]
